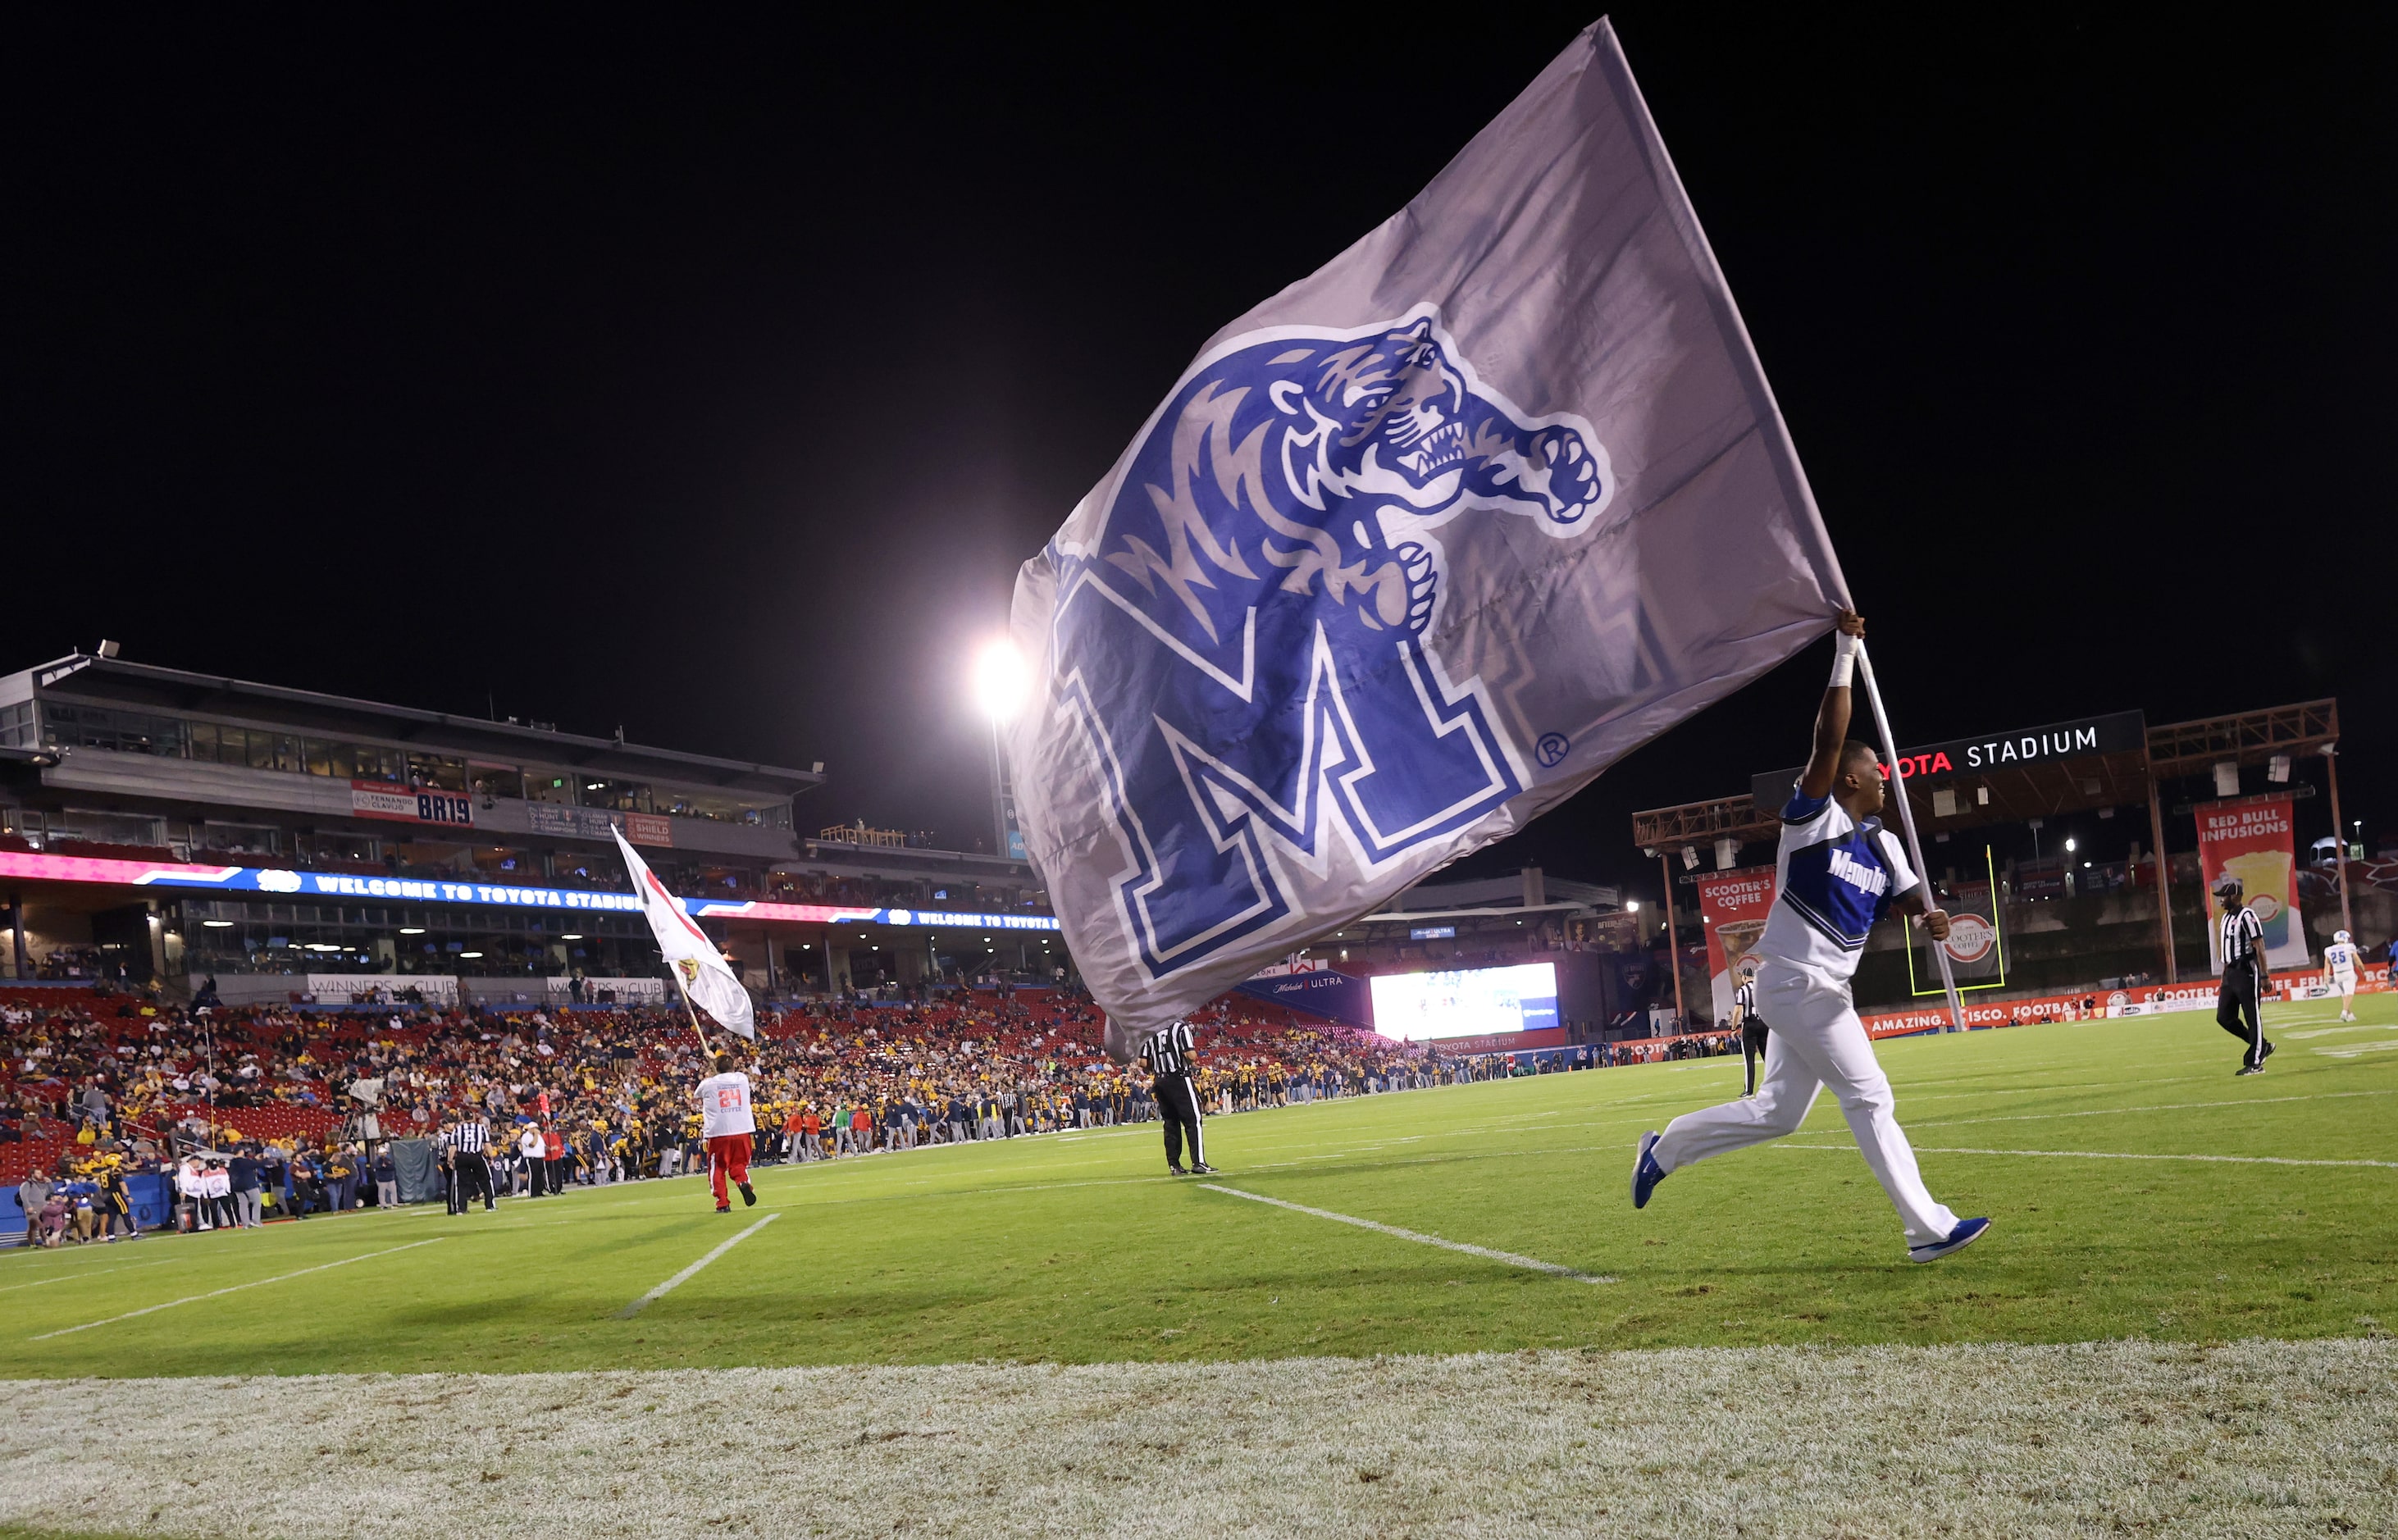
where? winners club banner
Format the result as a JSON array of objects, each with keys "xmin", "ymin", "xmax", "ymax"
[
  {"xmin": 2198, "ymin": 796, "xmax": 2309, "ymax": 973},
  {"xmin": 1695, "ymin": 868, "xmax": 1774, "ymax": 1023}
]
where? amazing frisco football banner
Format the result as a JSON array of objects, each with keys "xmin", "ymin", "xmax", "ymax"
[
  {"xmin": 1696, "ymin": 868, "xmax": 1776, "ymax": 1023},
  {"xmin": 2197, "ymin": 796, "xmax": 2309, "ymax": 973},
  {"xmin": 1005, "ymin": 21, "xmax": 1852, "ymax": 1045}
]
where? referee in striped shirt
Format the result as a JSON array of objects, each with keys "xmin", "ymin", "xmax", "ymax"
[
  {"xmin": 1732, "ymin": 959, "xmax": 1769, "ymax": 1098},
  {"xmin": 443, "ymin": 1113, "xmax": 497, "ymax": 1210},
  {"xmin": 1141, "ymin": 1020, "xmax": 1215, "ymax": 1177},
  {"xmin": 2214, "ymin": 874, "xmax": 2276, "ymax": 1077}
]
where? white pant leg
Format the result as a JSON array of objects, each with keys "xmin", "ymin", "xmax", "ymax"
[
  {"xmin": 1766, "ymin": 969, "xmax": 1957, "ymax": 1248},
  {"xmin": 1656, "ymin": 965, "xmax": 1958, "ymax": 1249},
  {"xmin": 1652, "ymin": 1023, "xmax": 1823, "ymax": 1171}
]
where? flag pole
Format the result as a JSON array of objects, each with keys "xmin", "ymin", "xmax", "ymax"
[
  {"xmin": 1855, "ymin": 640, "xmax": 1968, "ymax": 1034},
  {"xmin": 669, "ymin": 968, "xmax": 712, "ymax": 1055}
]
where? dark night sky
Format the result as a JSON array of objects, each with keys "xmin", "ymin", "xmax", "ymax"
[{"xmin": 6, "ymin": 10, "xmax": 2391, "ymax": 904}]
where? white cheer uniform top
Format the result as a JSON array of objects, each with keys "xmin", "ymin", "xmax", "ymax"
[
  {"xmin": 1753, "ymin": 787, "xmax": 1922, "ymax": 984},
  {"xmin": 697, "ymin": 1071, "xmax": 756, "ymax": 1138}
]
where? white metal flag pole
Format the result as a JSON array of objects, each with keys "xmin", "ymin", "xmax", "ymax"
[{"xmin": 1855, "ymin": 640, "xmax": 1967, "ymax": 1034}]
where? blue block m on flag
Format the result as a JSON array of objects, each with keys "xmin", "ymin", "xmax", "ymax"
[{"xmin": 1005, "ymin": 20, "xmax": 1851, "ymax": 1049}]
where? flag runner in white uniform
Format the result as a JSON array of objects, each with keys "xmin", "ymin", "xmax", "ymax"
[{"xmin": 1631, "ymin": 611, "xmax": 1990, "ymax": 1263}]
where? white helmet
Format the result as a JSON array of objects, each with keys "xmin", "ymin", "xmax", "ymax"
[{"xmin": 2336, "ymin": 930, "xmax": 2352, "ymax": 944}]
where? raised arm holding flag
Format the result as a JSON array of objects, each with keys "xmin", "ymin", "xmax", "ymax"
[{"xmin": 611, "ymin": 823, "xmax": 755, "ymax": 1044}]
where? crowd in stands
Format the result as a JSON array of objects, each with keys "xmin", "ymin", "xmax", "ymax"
[{"xmin": 3, "ymin": 980, "xmax": 1726, "ymax": 1245}]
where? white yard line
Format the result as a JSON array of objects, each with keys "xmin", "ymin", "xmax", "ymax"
[
  {"xmin": 1781, "ymin": 1144, "xmax": 2398, "ymax": 1170},
  {"xmin": 27, "ymin": 1238, "xmax": 447, "ymax": 1340},
  {"xmin": 616, "ymin": 1212, "xmax": 779, "ymax": 1318},
  {"xmin": 1905, "ymin": 1087, "xmax": 2398, "ymax": 1131},
  {"xmin": 1199, "ymin": 1184, "xmax": 1612, "ymax": 1283},
  {"xmin": 0, "ymin": 1259, "xmax": 180, "ymax": 1293}
]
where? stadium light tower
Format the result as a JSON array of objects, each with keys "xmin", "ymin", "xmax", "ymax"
[{"xmin": 971, "ymin": 639, "xmax": 1031, "ymax": 860}]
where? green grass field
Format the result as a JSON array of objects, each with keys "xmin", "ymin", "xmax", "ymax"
[{"xmin": 7, "ymin": 998, "xmax": 2395, "ymax": 1378}]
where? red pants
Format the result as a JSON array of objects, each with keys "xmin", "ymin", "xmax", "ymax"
[{"xmin": 707, "ymin": 1134, "xmax": 751, "ymax": 1206}]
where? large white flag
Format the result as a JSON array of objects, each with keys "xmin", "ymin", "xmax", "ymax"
[
  {"xmin": 1005, "ymin": 20, "xmax": 1849, "ymax": 1051},
  {"xmin": 611, "ymin": 824, "xmax": 755, "ymax": 1040}
]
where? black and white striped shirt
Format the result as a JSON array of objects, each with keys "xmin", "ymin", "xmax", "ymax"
[
  {"xmin": 2220, "ymin": 905, "xmax": 2265, "ymax": 970},
  {"xmin": 1142, "ymin": 1022, "xmax": 1195, "ymax": 1078},
  {"xmin": 444, "ymin": 1119, "xmax": 490, "ymax": 1154},
  {"xmin": 1734, "ymin": 979, "xmax": 1758, "ymax": 1022}
]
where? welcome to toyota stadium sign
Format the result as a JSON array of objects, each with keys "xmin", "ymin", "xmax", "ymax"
[{"xmin": 0, "ymin": 849, "xmax": 1058, "ymax": 932}]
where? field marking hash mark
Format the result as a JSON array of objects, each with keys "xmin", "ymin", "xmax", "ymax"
[
  {"xmin": 29, "ymin": 1238, "xmax": 447, "ymax": 1340},
  {"xmin": 0, "ymin": 1259, "xmax": 181, "ymax": 1294},
  {"xmin": 1198, "ymin": 1184, "xmax": 1613, "ymax": 1283},
  {"xmin": 1905, "ymin": 1087, "xmax": 2398, "ymax": 1131},
  {"xmin": 1780, "ymin": 1145, "xmax": 2398, "ymax": 1170},
  {"xmin": 617, "ymin": 1212, "xmax": 780, "ymax": 1318}
]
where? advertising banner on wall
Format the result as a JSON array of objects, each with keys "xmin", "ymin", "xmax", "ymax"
[
  {"xmin": 349, "ymin": 781, "xmax": 476, "ymax": 828},
  {"xmin": 2196, "ymin": 796, "xmax": 2309, "ymax": 973},
  {"xmin": 1907, "ymin": 846, "xmax": 2005, "ymax": 995},
  {"xmin": 527, "ymin": 804, "xmax": 620, "ymax": 841},
  {"xmin": 306, "ymin": 973, "xmax": 460, "ymax": 1006},
  {"xmin": 544, "ymin": 976, "xmax": 668, "ymax": 1005},
  {"xmin": 623, "ymin": 813, "xmax": 674, "ymax": 848},
  {"xmin": 1695, "ymin": 867, "xmax": 1776, "ymax": 1023},
  {"xmin": 1231, "ymin": 967, "xmax": 1375, "ymax": 1029}
]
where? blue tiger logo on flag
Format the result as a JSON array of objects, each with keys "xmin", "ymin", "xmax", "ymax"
[
  {"xmin": 1049, "ymin": 311, "xmax": 1613, "ymax": 982},
  {"xmin": 1009, "ymin": 21, "xmax": 1853, "ymax": 1046}
]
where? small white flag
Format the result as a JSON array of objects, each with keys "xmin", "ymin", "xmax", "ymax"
[{"xmin": 611, "ymin": 824, "xmax": 755, "ymax": 1039}]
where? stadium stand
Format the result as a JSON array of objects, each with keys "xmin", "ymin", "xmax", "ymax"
[{"xmin": 1, "ymin": 977, "xmax": 1721, "ymax": 1241}]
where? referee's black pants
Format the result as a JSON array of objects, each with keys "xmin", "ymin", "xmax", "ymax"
[
  {"xmin": 1155, "ymin": 1073, "xmax": 1205, "ymax": 1171},
  {"xmin": 454, "ymin": 1151, "xmax": 495, "ymax": 1210},
  {"xmin": 2217, "ymin": 961, "xmax": 2265, "ymax": 1067},
  {"xmin": 1741, "ymin": 1018, "xmax": 1771, "ymax": 1096}
]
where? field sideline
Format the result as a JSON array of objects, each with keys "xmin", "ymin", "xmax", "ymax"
[{"xmin": 3, "ymin": 1000, "xmax": 2396, "ymax": 1535}]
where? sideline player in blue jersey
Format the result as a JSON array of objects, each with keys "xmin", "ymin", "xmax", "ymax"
[{"xmin": 1630, "ymin": 608, "xmax": 1990, "ymax": 1264}]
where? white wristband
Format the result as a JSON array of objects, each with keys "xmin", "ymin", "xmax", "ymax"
[{"xmin": 1830, "ymin": 632, "xmax": 1858, "ymax": 687}]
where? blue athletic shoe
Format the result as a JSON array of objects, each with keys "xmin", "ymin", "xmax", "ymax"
[
  {"xmin": 1630, "ymin": 1132, "xmax": 1666, "ymax": 1210},
  {"xmin": 1908, "ymin": 1216, "xmax": 1991, "ymax": 1264}
]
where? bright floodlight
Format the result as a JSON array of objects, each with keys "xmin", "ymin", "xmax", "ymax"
[
  {"xmin": 2064, "ymin": 837, "xmax": 2077, "ymax": 853},
  {"xmin": 970, "ymin": 638, "xmax": 1031, "ymax": 722},
  {"xmin": 1625, "ymin": 900, "xmax": 1641, "ymax": 913}
]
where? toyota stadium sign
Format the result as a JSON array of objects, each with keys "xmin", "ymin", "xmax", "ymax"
[{"xmin": 1751, "ymin": 709, "xmax": 2146, "ymax": 813}]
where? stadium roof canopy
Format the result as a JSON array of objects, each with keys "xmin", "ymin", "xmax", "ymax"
[
  {"xmin": 16, "ymin": 652, "xmax": 823, "ymax": 796},
  {"xmin": 1631, "ymin": 699, "xmax": 2341, "ymax": 856}
]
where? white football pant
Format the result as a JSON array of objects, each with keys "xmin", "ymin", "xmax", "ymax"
[{"xmin": 1652, "ymin": 962, "xmax": 1958, "ymax": 1250}]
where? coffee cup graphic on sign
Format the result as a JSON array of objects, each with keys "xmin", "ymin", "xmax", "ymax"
[{"xmin": 2220, "ymin": 850, "xmax": 2294, "ymax": 950}]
